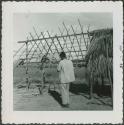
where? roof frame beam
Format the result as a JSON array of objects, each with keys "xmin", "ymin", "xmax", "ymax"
[{"xmin": 63, "ymin": 22, "xmax": 79, "ymax": 60}]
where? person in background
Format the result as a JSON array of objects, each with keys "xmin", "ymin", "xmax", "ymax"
[
  {"xmin": 39, "ymin": 56, "xmax": 46, "ymax": 94},
  {"xmin": 57, "ymin": 52, "xmax": 75, "ymax": 108}
]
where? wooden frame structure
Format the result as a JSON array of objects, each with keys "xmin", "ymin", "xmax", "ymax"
[
  {"xmin": 14, "ymin": 19, "xmax": 91, "ymax": 92},
  {"xmin": 14, "ymin": 20, "xmax": 91, "ymax": 66},
  {"xmin": 14, "ymin": 20, "xmax": 113, "ymax": 102}
]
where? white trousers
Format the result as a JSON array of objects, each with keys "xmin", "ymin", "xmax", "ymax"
[{"xmin": 60, "ymin": 83, "xmax": 70, "ymax": 105}]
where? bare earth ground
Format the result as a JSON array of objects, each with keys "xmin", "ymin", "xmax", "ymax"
[{"xmin": 13, "ymin": 65, "xmax": 112, "ymax": 111}]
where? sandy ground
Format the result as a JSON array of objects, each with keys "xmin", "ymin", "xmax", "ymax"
[
  {"xmin": 13, "ymin": 66, "xmax": 112, "ymax": 111},
  {"xmin": 13, "ymin": 84, "xmax": 112, "ymax": 111}
]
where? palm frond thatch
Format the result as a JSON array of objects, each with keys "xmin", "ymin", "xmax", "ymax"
[{"xmin": 86, "ymin": 28, "xmax": 113, "ymax": 86}]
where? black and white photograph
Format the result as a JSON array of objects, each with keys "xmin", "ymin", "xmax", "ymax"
[
  {"xmin": 13, "ymin": 13, "xmax": 113, "ymax": 111},
  {"xmin": 2, "ymin": 1, "xmax": 123, "ymax": 124}
]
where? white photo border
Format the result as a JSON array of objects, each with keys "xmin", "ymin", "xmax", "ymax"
[{"xmin": 2, "ymin": 1, "xmax": 123, "ymax": 124}]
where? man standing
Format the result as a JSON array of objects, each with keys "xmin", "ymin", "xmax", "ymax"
[{"xmin": 57, "ymin": 52, "xmax": 75, "ymax": 108}]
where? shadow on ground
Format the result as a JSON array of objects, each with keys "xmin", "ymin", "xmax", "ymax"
[
  {"xmin": 69, "ymin": 83, "xmax": 111, "ymax": 99},
  {"xmin": 69, "ymin": 83, "xmax": 89, "ymax": 95},
  {"xmin": 48, "ymin": 90, "xmax": 62, "ymax": 106},
  {"xmin": 93, "ymin": 84, "xmax": 111, "ymax": 96}
]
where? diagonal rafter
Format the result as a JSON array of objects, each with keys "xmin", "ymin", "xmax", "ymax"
[
  {"xmin": 17, "ymin": 21, "xmax": 91, "ymax": 65},
  {"xmin": 17, "ymin": 36, "xmax": 31, "ymax": 63},
  {"xmin": 47, "ymin": 31, "xmax": 60, "ymax": 55},
  {"xmin": 78, "ymin": 19, "xmax": 88, "ymax": 50},
  {"xmin": 33, "ymin": 27, "xmax": 48, "ymax": 54},
  {"xmin": 24, "ymin": 36, "xmax": 40, "ymax": 60},
  {"xmin": 28, "ymin": 41, "xmax": 41, "ymax": 62},
  {"xmin": 33, "ymin": 27, "xmax": 50, "ymax": 61},
  {"xmin": 41, "ymin": 32, "xmax": 55, "ymax": 55},
  {"xmin": 71, "ymin": 25, "xmax": 84, "ymax": 59},
  {"xmin": 29, "ymin": 32, "xmax": 42, "ymax": 54},
  {"xmin": 87, "ymin": 25, "xmax": 91, "ymax": 48},
  {"xmin": 40, "ymin": 31, "xmax": 58, "ymax": 63},
  {"xmin": 18, "ymin": 48, "xmax": 25, "ymax": 60},
  {"xmin": 29, "ymin": 33, "xmax": 42, "ymax": 62},
  {"xmin": 55, "ymin": 35, "xmax": 64, "ymax": 52},
  {"xmin": 13, "ymin": 43, "xmax": 25, "ymax": 57},
  {"xmin": 68, "ymin": 37, "xmax": 75, "ymax": 59},
  {"xmin": 58, "ymin": 27, "xmax": 70, "ymax": 49},
  {"xmin": 63, "ymin": 22, "xmax": 79, "ymax": 60},
  {"xmin": 58, "ymin": 27, "xmax": 73, "ymax": 60}
]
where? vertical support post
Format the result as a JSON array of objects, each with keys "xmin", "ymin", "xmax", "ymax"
[
  {"xmin": 89, "ymin": 72, "xmax": 93, "ymax": 99},
  {"xmin": 106, "ymin": 41, "xmax": 113, "ymax": 106},
  {"xmin": 26, "ymin": 40, "xmax": 30, "ymax": 89},
  {"xmin": 40, "ymin": 66, "xmax": 46, "ymax": 94},
  {"xmin": 87, "ymin": 25, "xmax": 91, "ymax": 48},
  {"xmin": 88, "ymin": 57, "xmax": 93, "ymax": 99}
]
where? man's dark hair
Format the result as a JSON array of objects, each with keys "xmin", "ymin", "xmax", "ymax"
[{"xmin": 59, "ymin": 52, "xmax": 66, "ymax": 59}]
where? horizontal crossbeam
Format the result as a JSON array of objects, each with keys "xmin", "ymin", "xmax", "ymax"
[{"xmin": 18, "ymin": 32, "xmax": 89, "ymax": 43}]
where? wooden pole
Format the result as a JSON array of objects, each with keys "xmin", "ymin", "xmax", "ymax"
[
  {"xmin": 18, "ymin": 32, "xmax": 89, "ymax": 43},
  {"xmin": 58, "ymin": 27, "xmax": 70, "ymax": 48},
  {"xmin": 33, "ymin": 28, "xmax": 48, "ymax": 54},
  {"xmin": 55, "ymin": 35, "xmax": 64, "ymax": 52},
  {"xmin": 89, "ymin": 72, "xmax": 93, "ymax": 99},
  {"xmin": 40, "ymin": 32, "xmax": 58, "ymax": 63},
  {"xmin": 63, "ymin": 22, "xmax": 79, "ymax": 60},
  {"xmin": 88, "ymin": 57, "xmax": 93, "ymax": 99},
  {"xmin": 41, "ymin": 32, "xmax": 55, "ymax": 55},
  {"xmin": 78, "ymin": 19, "xmax": 88, "ymax": 50},
  {"xmin": 13, "ymin": 43, "xmax": 25, "ymax": 57},
  {"xmin": 25, "ymin": 37, "xmax": 39, "ymax": 60},
  {"xmin": 29, "ymin": 33, "xmax": 42, "ymax": 62},
  {"xmin": 87, "ymin": 25, "xmax": 91, "ymax": 48},
  {"xmin": 58, "ymin": 27, "xmax": 73, "ymax": 60},
  {"xmin": 47, "ymin": 31, "xmax": 60, "ymax": 55},
  {"xmin": 28, "ymin": 42, "xmax": 41, "ymax": 62},
  {"xmin": 18, "ymin": 49, "xmax": 25, "ymax": 59},
  {"xmin": 25, "ymin": 39, "xmax": 30, "ymax": 89},
  {"xmin": 71, "ymin": 25, "xmax": 84, "ymax": 59},
  {"xmin": 29, "ymin": 33, "xmax": 42, "ymax": 54},
  {"xmin": 106, "ymin": 40, "xmax": 113, "ymax": 106}
]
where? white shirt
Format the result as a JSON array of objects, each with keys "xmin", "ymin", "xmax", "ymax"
[{"xmin": 57, "ymin": 59, "xmax": 75, "ymax": 83}]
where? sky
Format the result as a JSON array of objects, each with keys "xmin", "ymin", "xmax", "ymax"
[{"xmin": 13, "ymin": 13, "xmax": 113, "ymax": 51}]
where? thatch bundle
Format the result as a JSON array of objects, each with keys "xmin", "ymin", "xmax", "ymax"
[
  {"xmin": 86, "ymin": 29, "xmax": 113, "ymax": 60},
  {"xmin": 85, "ymin": 28, "xmax": 113, "ymax": 98}
]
